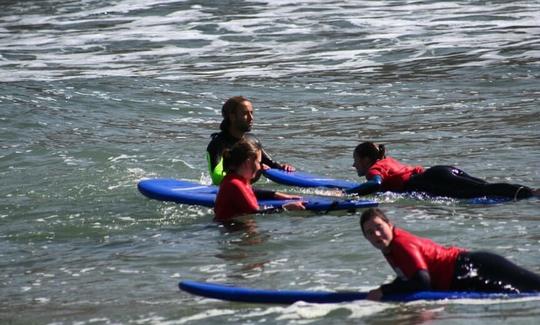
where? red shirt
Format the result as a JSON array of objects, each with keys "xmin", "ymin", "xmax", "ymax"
[
  {"xmin": 384, "ymin": 227, "xmax": 465, "ymax": 290},
  {"xmin": 214, "ymin": 173, "xmax": 259, "ymax": 221},
  {"xmin": 366, "ymin": 157, "xmax": 424, "ymax": 191}
]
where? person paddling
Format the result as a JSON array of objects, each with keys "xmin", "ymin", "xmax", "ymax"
[
  {"xmin": 346, "ymin": 141, "xmax": 538, "ymax": 200},
  {"xmin": 207, "ymin": 96, "xmax": 294, "ymax": 185},
  {"xmin": 359, "ymin": 208, "xmax": 540, "ymax": 301},
  {"xmin": 214, "ymin": 138, "xmax": 305, "ymax": 222}
]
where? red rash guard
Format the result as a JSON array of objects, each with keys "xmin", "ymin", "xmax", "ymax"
[
  {"xmin": 384, "ymin": 227, "xmax": 465, "ymax": 290},
  {"xmin": 214, "ymin": 173, "xmax": 259, "ymax": 221},
  {"xmin": 366, "ymin": 157, "xmax": 424, "ymax": 191}
]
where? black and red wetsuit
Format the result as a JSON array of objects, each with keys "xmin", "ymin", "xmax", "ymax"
[
  {"xmin": 347, "ymin": 156, "xmax": 535, "ymax": 200},
  {"xmin": 379, "ymin": 227, "xmax": 540, "ymax": 295},
  {"xmin": 382, "ymin": 227, "xmax": 464, "ymax": 293}
]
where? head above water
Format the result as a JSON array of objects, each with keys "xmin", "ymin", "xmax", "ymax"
[
  {"xmin": 222, "ymin": 137, "xmax": 262, "ymax": 175},
  {"xmin": 360, "ymin": 208, "xmax": 390, "ymax": 234},
  {"xmin": 360, "ymin": 208, "xmax": 394, "ymax": 251},
  {"xmin": 220, "ymin": 96, "xmax": 254, "ymax": 135},
  {"xmin": 352, "ymin": 141, "xmax": 386, "ymax": 177}
]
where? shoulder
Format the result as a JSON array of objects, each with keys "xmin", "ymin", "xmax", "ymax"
[
  {"xmin": 391, "ymin": 228, "xmax": 423, "ymax": 250},
  {"xmin": 393, "ymin": 227, "xmax": 415, "ymax": 241},
  {"xmin": 370, "ymin": 157, "xmax": 393, "ymax": 169},
  {"xmin": 378, "ymin": 157, "xmax": 401, "ymax": 166},
  {"xmin": 367, "ymin": 158, "xmax": 389, "ymax": 176},
  {"xmin": 207, "ymin": 132, "xmax": 227, "ymax": 150},
  {"xmin": 244, "ymin": 132, "xmax": 262, "ymax": 144},
  {"xmin": 221, "ymin": 174, "xmax": 248, "ymax": 188},
  {"xmin": 209, "ymin": 132, "xmax": 225, "ymax": 142},
  {"xmin": 368, "ymin": 157, "xmax": 403, "ymax": 173}
]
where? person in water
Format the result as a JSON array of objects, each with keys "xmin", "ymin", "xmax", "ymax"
[
  {"xmin": 214, "ymin": 138, "xmax": 305, "ymax": 222},
  {"xmin": 207, "ymin": 96, "xmax": 295, "ymax": 185},
  {"xmin": 346, "ymin": 141, "xmax": 537, "ymax": 200},
  {"xmin": 360, "ymin": 208, "xmax": 540, "ymax": 300}
]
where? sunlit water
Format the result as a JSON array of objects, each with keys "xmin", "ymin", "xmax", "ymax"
[{"xmin": 1, "ymin": 0, "xmax": 539, "ymax": 324}]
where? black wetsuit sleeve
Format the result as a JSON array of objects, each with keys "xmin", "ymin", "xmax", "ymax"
[
  {"xmin": 254, "ymin": 189, "xmax": 276, "ymax": 199},
  {"xmin": 257, "ymin": 206, "xmax": 284, "ymax": 214},
  {"xmin": 254, "ymin": 188, "xmax": 282, "ymax": 214},
  {"xmin": 380, "ymin": 270, "xmax": 432, "ymax": 295},
  {"xmin": 261, "ymin": 148, "xmax": 282, "ymax": 169}
]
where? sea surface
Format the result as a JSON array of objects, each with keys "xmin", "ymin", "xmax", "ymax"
[{"xmin": 1, "ymin": 0, "xmax": 539, "ymax": 324}]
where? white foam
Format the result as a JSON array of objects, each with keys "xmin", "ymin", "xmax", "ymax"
[
  {"xmin": 1, "ymin": 0, "xmax": 539, "ymax": 81},
  {"xmin": 175, "ymin": 309, "xmax": 236, "ymax": 324},
  {"xmin": 277, "ymin": 300, "xmax": 392, "ymax": 321}
]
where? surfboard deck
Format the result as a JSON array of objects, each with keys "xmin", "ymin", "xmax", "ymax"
[
  {"xmin": 179, "ymin": 280, "xmax": 539, "ymax": 304},
  {"xmin": 263, "ymin": 168, "xmax": 359, "ymax": 190},
  {"xmin": 137, "ymin": 178, "xmax": 378, "ymax": 211},
  {"xmin": 263, "ymin": 169, "xmax": 514, "ymax": 205}
]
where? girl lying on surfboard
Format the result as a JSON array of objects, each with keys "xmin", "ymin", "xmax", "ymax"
[
  {"xmin": 360, "ymin": 208, "xmax": 540, "ymax": 301},
  {"xmin": 214, "ymin": 138, "xmax": 305, "ymax": 222},
  {"xmin": 346, "ymin": 141, "xmax": 538, "ymax": 200}
]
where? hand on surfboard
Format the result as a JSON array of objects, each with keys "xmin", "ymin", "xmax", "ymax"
[
  {"xmin": 367, "ymin": 288, "xmax": 383, "ymax": 301},
  {"xmin": 262, "ymin": 163, "xmax": 295, "ymax": 172},
  {"xmin": 280, "ymin": 163, "xmax": 295, "ymax": 172},
  {"xmin": 282, "ymin": 201, "xmax": 306, "ymax": 211},
  {"xmin": 273, "ymin": 192, "xmax": 306, "ymax": 211}
]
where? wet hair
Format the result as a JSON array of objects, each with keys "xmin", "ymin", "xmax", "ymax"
[
  {"xmin": 359, "ymin": 208, "xmax": 391, "ymax": 235},
  {"xmin": 223, "ymin": 137, "xmax": 262, "ymax": 173},
  {"xmin": 354, "ymin": 141, "xmax": 386, "ymax": 163},
  {"xmin": 220, "ymin": 96, "xmax": 250, "ymax": 132}
]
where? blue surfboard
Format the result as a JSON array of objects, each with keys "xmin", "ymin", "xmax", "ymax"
[
  {"xmin": 263, "ymin": 169, "xmax": 359, "ymax": 190},
  {"xmin": 263, "ymin": 169, "xmax": 514, "ymax": 205},
  {"xmin": 179, "ymin": 280, "xmax": 539, "ymax": 304},
  {"xmin": 137, "ymin": 178, "xmax": 378, "ymax": 212}
]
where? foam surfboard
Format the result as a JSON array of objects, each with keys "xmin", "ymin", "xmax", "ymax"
[
  {"xmin": 263, "ymin": 169, "xmax": 513, "ymax": 204},
  {"xmin": 263, "ymin": 168, "xmax": 359, "ymax": 190},
  {"xmin": 179, "ymin": 280, "xmax": 539, "ymax": 304},
  {"xmin": 137, "ymin": 178, "xmax": 378, "ymax": 211}
]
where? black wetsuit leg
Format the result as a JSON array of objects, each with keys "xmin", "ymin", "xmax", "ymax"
[
  {"xmin": 406, "ymin": 166, "xmax": 533, "ymax": 199},
  {"xmin": 451, "ymin": 251, "xmax": 540, "ymax": 293}
]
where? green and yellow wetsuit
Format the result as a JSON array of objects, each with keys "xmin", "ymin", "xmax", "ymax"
[{"xmin": 206, "ymin": 132, "xmax": 283, "ymax": 185}]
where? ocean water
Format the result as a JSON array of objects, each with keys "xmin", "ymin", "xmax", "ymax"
[{"xmin": 1, "ymin": 0, "xmax": 539, "ymax": 324}]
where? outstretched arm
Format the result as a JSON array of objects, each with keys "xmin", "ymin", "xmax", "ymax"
[
  {"xmin": 254, "ymin": 190, "xmax": 305, "ymax": 213},
  {"xmin": 367, "ymin": 270, "xmax": 431, "ymax": 301},
  {"xmin": 261, "ymin": 147, "xmax": 295, "ymax": 171},
  {"xmin": 344, "ymin": 175, "xmax": 382, "ymax": 195}
]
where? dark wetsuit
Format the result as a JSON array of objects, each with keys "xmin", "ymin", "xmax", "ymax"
[
  {"xmin": 206, "ymin": 132, "xmax": 283, "ymax": 185},
  {"xmin": 406, "ymin": 166, "xmax": 534, "ymax": 199},
  {"xmin": 380, "ymin": 227, "xmax": 540, "ymax": 295}
]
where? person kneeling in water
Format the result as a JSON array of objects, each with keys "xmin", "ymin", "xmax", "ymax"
[
  {"xmin": 214, "ymin": 138, "xmax": 305, "ymax": 222},
  {"xmin": 207, "ymin": 96, "xmax": 295, "ymax": 185},
  {"xmin": 359, "ymin": 208, "xmax": 540, "ymax": 301},
  {"xmin": 346, "ymin": 141, "xmax": 538, "ymax": 200}
]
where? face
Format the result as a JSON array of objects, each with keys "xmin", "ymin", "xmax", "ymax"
[
  {"xmin": 249, "ymin": 150, "xmax": 262, "ymax": 179},
  {"xmin": 352, "ymin": 153, "xmax": 372, "ymax": 177},
  {"xmin": 231, "ymin": 101, "xmax": 254, "ymax": 132},
  {"xmin": 239, "ymin": 150, "xmax": 262, "ymax": 180},
  {"xmin": 362, "ymin": 216, "xmax": 394, "ymax": 251}
]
